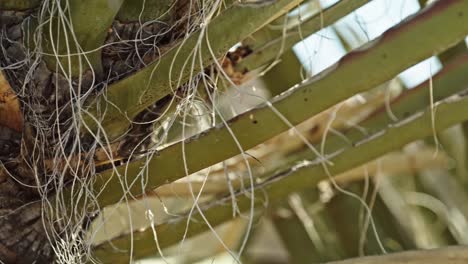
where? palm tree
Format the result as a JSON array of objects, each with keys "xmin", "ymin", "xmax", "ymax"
[{"xmin": 1, "ymin": 0, "xmax": 468, "ymax": 263}]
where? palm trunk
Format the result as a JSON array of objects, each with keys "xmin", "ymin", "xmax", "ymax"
[{"xmin": 0, "ymin": 7, "xmax": 53, "ymax": 263}]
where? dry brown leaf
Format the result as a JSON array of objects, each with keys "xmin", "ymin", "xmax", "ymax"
[{"xmin": 0, "ymin": 71, "xmax": 23, "ymax": 132}]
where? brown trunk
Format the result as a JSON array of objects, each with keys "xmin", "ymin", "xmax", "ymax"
[
  {"xmin": 0, "ymin": 174, "xmax": 53, "ymax": 263},
  {"xmin": 0, "ymin": 1, "xmax": 197, "ymax": 262},
  {"xmin": 0, "ymin": 8, "xmax": 55, "ymax": 263}
]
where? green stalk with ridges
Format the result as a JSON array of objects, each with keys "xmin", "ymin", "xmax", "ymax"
[
  {"xmin": 81, "ymin": 0, "xmax": 303, "ymax": 139},
  {"xmin": 116, "ymin": 0, "xmax": 174, "ymax": 22},
  {"xmin": 236, "ymin": 0, "xmax": 370, "ymax": 72},
  {"xmin": 90, "ymin": 0, "xmax": 468, "ymax": 208},
  {"xmin": 41, "ymin": 0, "xmax": 124, "ymax": 76},
  {"xmin": 0, "ymin": 0, "xmax": 40, "ymax": 10},
  {"xmin": 91, "ymin": 94, "xmax": 468, "ymax": 262}
]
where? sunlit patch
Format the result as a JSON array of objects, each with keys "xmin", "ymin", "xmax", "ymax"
[
  {"xmin": 399, "ymin": 56, "xmax": 442, "ymax": 88},
  {"xmin": 293, "ymin": 28, "xmax": 346, "ymax": 75}
]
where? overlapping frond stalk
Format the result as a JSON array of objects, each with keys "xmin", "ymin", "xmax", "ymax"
[
  {"xmin": 92, "ymin": 93, "xmax": 468, "ymax": 262},
  {"xmin": 40, "ymin": 0, "xmax": 124, "ymax": 76},
  {"xmin": 90, "ymin": 0, "xmax": 468, "ymax": 208},
  {"xmin": 81, "ymin": 0, "xmax": 304, "ymax": 139},
  {"xmin": 0, "ymin": 0, "xmax": 40, "ymax": 10},
  {"xmin": 326, "ymin": 246, "xmax": 468, "ymax": 264},
  {"xmin": 116, "ymin": 0, "xmax": 175, "ymax": 22},
  {"xmin": 237, "ymin": 0, "xmax": 370, "ymax": 72}
]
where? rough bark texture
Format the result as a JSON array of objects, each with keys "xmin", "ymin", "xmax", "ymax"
[
  {"xmin": 0, "ymin": 179, "xmax": 52, "ymax": 263},
  {"xmin": 0, "ymin": 1, "xmax": 197, "ymax": 263},
  {"xmin": 0, "ymin": 8, "xmax": 55, "ymax": 264}
]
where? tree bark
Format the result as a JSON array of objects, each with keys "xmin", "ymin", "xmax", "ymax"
[
  {"xmin": 0, "ymin": 1, "xmax": 198, "ymax": 262},
  {"xmin": 0, "ymin": 7, "xmax": 54, "ymax": 263}
]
